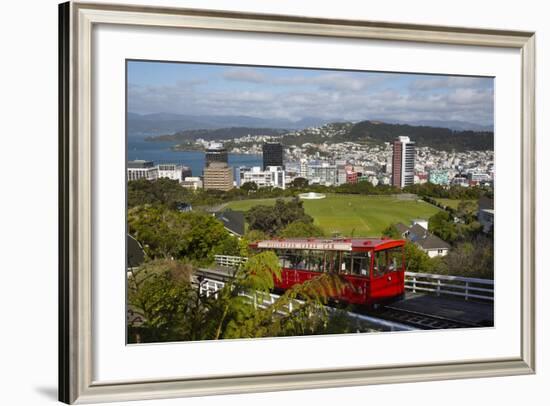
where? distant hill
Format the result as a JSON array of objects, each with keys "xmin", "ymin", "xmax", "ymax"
[
  {"xmin": 347, "ymin": 121, "xmax": 493, "ymax": 151},
  {"xmin": 371, "ymin": 118, "xmax": 493, "ymax": 132},
  {"xmin": 127, "ymin": 112, "xmax": 335, "ymax": 135},
  {"xmin": 147, "ymin": 127, "xmax": 287, "ymax": 142}
]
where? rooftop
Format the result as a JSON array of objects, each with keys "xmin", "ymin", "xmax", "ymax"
[{"xmin": 250, "ymin": 238, "xmax": 405, "ymax": 252}]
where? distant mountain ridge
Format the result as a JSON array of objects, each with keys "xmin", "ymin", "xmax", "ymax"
[
  {"xmin": 347, "ymin": 121, "xmax": 493, "ymax": 151},
  {"xmin": 128, "ymin": 112, "xmax": 493, "ymax": 135},
  {"xmin": 127, "ymin": 112, "xmax": 331, "ymax": 135}
]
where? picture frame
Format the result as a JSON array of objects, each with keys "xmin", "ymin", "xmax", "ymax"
[{"xmin": 59, "ymin": 1, "xmax": 536, "ymax": 404}]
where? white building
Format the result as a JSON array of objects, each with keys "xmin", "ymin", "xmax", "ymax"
[
  {"xmin": 181, "ymin": 176, "xmax": 203, "ymax": 190},
  {"xmin": 156, "ymin": 164, "xmax": 191, "ymax": 182},
  {"xmin": 307, "ymin": 162, "xmax": 337, "ymax": 186},
  {"xmin": 127, "ymin": 160, "xmax": 158, "ymax": 181},
  {"xmin": 241, "ymin": 166, "xmax": 286, "ymax": 189}
]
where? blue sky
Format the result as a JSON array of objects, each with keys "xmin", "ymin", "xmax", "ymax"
[{"xmin": 127, "ymin": 60, "xmax": 494, "ymax": 126}]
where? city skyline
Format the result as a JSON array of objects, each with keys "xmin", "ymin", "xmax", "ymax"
[{"xmin": 128, "ymin": 61, "xmax": 494, "ymax": 128}]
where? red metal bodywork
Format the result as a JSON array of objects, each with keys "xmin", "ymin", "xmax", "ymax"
[{"xmin": 249, "ymin": 238, "xmax": 406, "ymax": 305}]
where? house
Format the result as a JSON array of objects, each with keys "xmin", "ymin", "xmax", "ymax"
[
  {"xmin": 394, "ymin": 221, "xmax": 451, "ymax": 258},
  {"xmin": 214, "ymin": 210, "xmax": 245, "ymax": 237}
]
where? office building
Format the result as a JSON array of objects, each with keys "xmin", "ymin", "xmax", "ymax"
[
  {"xmin": 429, "ymin": 170, "xmax": 449, "ymax": 185},
  {"xmin": 262, "ymin": 142, "xmax": 283, "ymax": 169},
  {"xmin": 203, "ymin": 162, "xmax": 233, "ymax": 191},
  {"xmin": 392, "ymin": 136, "xmax": 415, "ymax": 188},
  {"xmin": 205, "ymin": 142, "xmax": 228, "ymax": 167},
  {"xmin": 156, "ymin": 164, "xmax": 192, "ymax": 182},
  {"xmin": 241, "ymin": 166, "xmax": 286, "ymax": 189},
  {"xmin": 127, "ymin": 160, "xmax": 158, "ymax": 181},
  {"xmin": 307, "ymin": 163, "xmax": 337, "ymax": 186}
]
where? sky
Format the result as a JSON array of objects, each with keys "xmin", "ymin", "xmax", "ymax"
[{"xmin": 127, "ymin": 60, "xmax": 494, "ymax": 126}]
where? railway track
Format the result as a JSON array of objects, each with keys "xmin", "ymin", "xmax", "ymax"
[
  {"xmin": 373, "ymin": 306, "xmax": 481, "ymax": 330},
  {"xmin": 195, "ymin": 268, "xmax": 484, "ymax": 331}
]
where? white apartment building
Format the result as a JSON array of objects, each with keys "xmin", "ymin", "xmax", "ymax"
[
  {"xmin": 127, "ymin": 160, "xmax": 158, "ymax": 181},
  {"xmin": 307, "ymin": 162, "xmax": 337, "ymax": 186},
  {"xmin": 242, "ymin": 166, "xmax": 286, "ymax": 189},
  {"xmin": 181, "ymin": 176, "xmax": 203, "ymax": 190},
  {"xmin": 156, "ymin": 164, "xmax": 191, "ymax": 182}
]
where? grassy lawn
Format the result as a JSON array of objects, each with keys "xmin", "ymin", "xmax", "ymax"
[
  {"xmin": 434, "ymin": 198, "xmax": 478, "ymax": 210},
  {"xmin": 225, "ymin": 194, "xmax": 441, "ymax": 237}
]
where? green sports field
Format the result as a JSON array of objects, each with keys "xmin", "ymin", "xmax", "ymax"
[{"xmin": 224, "ymin": 194, "xmax": 441, "ymax": 237}]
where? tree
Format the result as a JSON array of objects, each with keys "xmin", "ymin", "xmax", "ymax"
[
  {"xmin": 127, "ymin": 252, "xmax": 351, "ymax": 343},
  {"xmin": 428, "ymin": 211, "xmax": 458, "ymax": 243},
  {"xmin": 240, "ymin": 181, "xmax": 258, "ymax": 194},
  {"xmin": 290, "ymin": 177, "xmax": 308, "ymax": 188},
  {"xmin": 127, "ymin": 178, "xmax": 189, "ymax": 209},
  {"xmin": 278, "ymin": 220, "xmax": 325, "ymax": 238},
  {"xmin": 128, "ymin": 205, "xmax": 235, "ymax": 264},
  {"xmin": 246, "ymin": 198, "xmax": 313, "ymax": 235},
  {"xmin": 127, "ymin": 259, "xmax": 195, "ymax": 342}
]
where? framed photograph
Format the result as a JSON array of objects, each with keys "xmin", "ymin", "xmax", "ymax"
[{"xmin": 59, "ymin": 1, "xmax": 535, "ymax": 404}]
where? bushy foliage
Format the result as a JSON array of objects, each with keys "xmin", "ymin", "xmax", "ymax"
[
  {"xmin": 278, "ymin": 221, "xmax": 325, "ymax": 238},
  {"xmin": 127, "ymin": 252, "xmax": 351, "ymax": 343},
  {"xmin": 128, "ymin": 205, "xmax": 236, "ymax": 264},
  {"xmin": 246, "ymin": 198, "xmax": 313, "ymax": 236}
]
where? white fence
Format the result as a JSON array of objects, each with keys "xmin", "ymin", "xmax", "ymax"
[
  {"xmin": 198, "ymin": 278, "xmax": 413, "ymax": 331},
  {"xmin": 213, "ymin": 255, "xmax": 494, "ymax": 302},
  {"xmin": 405, "ymin": 271, "xmax": 494, "ymax": 302},
  {"xmin": 214, "ymin": 255, "xmax": 247, "ymax": 268}
]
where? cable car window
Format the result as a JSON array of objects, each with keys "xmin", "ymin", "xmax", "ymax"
[
  {"xmin": 306, "ymin": 250, "xmax": 324, "ymax": 272},
  {"xmin": 373, "ymin": 247, "xmax": 403, "ymax": 277},
  {"xmin": 341, "ymin": 252, "xmax": 353, "ymax": 274},
  {"xmin": 351, "ymin": 252, "xmax": 370, "ymax": 276}
]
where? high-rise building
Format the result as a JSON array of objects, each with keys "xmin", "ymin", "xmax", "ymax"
[
  {"xmin": 205, "ymin": 142, "xmax": 228, "ymax": 167},
  {"xmin": 127, "ymin": 160, "xmax": 158, "ymax": 181},
  {"xmin": 392, "ymin": 136, "xmax": 415, "ymax": 188},
  {"xmin": 262, "ymin": 142, "xmax": 283, "ymax": 169},
  {"xmin": 203, "ymin": 162, "xmax": 233, "ymax": 191}
]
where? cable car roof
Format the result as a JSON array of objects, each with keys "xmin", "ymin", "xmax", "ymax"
[{"xmin": 250, "ymin": 238, "xmax": 405, "ymax": 252}]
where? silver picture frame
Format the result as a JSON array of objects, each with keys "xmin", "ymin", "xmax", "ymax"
[{"xmin": 59, "ymin": 1, "xmax": 536, "ymax": 403}]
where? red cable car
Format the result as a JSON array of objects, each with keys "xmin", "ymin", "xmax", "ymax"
[{"xmin": 249, "ymin": 238, "xmax": 406, "ymax": 305}]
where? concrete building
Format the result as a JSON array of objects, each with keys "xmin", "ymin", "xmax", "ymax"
[
  {"xmin": 429, "ymin": 169, "xmax": 450, "ymax": 185},
  {"xmin": 241, "ymin": 166, "xmax": 285, "ymax": 189},
  {"xmin": 127, "ymin": 160, "xmax": 158, "ymax": 181},
  {"xmin": 262, "ymin": 142, "xmax": 284, "ymax": 169},
  {"xmin": 307, "ymin": 162, "xmax": 337, "ymax": 186},
  {"xmin": 181, "ymin": 176, "xmax": 202, "ymax": 190},
  {"xmin": 156, "ymin": 163, "xmax": 192, "ymax": 182},
  {"xmin": 203, "ymin": 162, "xmax": 233, "ymax": 191},
  {"xmin": 392, "ymin": 136, "xmax": 415, "ymax": 188}
]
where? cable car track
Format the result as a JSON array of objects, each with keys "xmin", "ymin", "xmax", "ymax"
[
  {"xmin": 372, "ymin": 306, "xmax": 482, "ymax": 330},
  {"xmin": 196, "ymin": 268, "xmax": 487, "ymax": 331}
]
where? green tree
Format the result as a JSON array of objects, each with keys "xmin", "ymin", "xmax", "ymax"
[
  {"xmin": 128, "ymin": 205, "xmax": 234, "ymax": 264},
  {"xmin": 290, "ymin": 177, "xmax": 309, "ymax": 188},
  {"xmin": 278, "ymin": 220, "xmax": 325, "ymax": 238},
  {"xmin": 246, "ymin": 198, "xmax": 313, "ymax": 235},
  {"xmin": 128, "ymin": 252, "xmax": 351, "ymax": 342},
  {"xmin": 240, "ymin": 181, "xmax": 258, "ymax": 194},
  {"xmin": 127, "ymin": 259, "xmax": 194, "ymax": 342}
]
